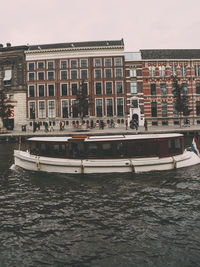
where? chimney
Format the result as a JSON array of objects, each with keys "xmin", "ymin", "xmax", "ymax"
[{"xmin": 6, "ymin": 43, "xmax": 11, "ymax": 47}]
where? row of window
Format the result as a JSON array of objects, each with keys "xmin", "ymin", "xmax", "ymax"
[
  {"xmin": 27, "ymin": 68, "xmax": 123, "ymax": 81},
  {"xmin": 28, "ymin": 81, "xmax": 124, "ymax": 97},
  {"xmin": 28, "ymin": 98, "xmax": 124, "ymax": 119},
  {"xmin": 28, "ymin": 57, "xmax": 123, "ymax": 71},
  {"xmin": 149, "ymin": 65, "xmax": 200, "ymax": 77},
  {"xmin": 149, "ymin": 82, "xmax": 200, "ymax": 95}
]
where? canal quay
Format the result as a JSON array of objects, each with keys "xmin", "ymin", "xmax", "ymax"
[{"xmin": 1, "ymin": 124, "xmax": 200, "ymax": 142}]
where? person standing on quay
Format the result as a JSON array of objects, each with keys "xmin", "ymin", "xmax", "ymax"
[
  {"xmin": 144, "ymin": 119, "xmax": 148, "ymax": 131},
  {"xmin": 125, "ymin": 119, "xmax": 128, "ymax": 130}
]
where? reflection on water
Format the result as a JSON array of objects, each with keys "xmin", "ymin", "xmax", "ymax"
[{"xmin": 0, "ymin": 138, "xmax": 200, "ymax": 266}]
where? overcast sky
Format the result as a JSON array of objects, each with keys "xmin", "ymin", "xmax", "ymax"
[{"xmin": 1, "ymin": 0, "xmax": 200, "ymax": 51}]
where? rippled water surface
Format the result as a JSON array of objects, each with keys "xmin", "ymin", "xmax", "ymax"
[{"xmin": 0, "ymin": 140, "xmax": 200, "ymax": 266}]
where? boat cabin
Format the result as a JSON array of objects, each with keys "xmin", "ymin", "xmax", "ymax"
[{"xmin": 28, "ymin": 134, "xmax": 184, "ymax": 160}]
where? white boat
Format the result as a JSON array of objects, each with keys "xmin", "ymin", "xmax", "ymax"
[{"xmin": 13, "ymin": 133, "xmax": 200, "ymax": 174}]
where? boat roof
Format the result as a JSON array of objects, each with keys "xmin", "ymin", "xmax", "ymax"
[{"xmin": 28, "ymin": 133, "xmax": 183, "ymax": 142}]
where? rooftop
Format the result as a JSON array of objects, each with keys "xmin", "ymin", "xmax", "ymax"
[{"xmin": 141, "ymin": 49, "xmax": 200, "ymax": 59}]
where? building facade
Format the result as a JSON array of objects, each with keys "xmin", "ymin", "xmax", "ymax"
[
  {"xmin": 141, "ymin": 49, "xmax": 200, "ymax": 127},
  {"xmin": 0, "ymin": 43, "xmax": 28, "ymax": 130},
  {"xmin": 25, "ymin": 39, "xmax": 127, "ymax": 130}
]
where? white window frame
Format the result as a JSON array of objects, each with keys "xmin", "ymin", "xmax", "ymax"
[
  {"xmin": 37, "ymin": 84, "xmax": 45, "ymax": 97},
  {"xmin": 38, "ymin": 100, "xmax": 46, "ymax": 119},
  {"xmin": 47, "ymin": 61, "xmax": 54, "ymax": 70},
  {"xmin": 115, "ymin": 68, "xmax": 123, "ymax": 78},
  {"xmin": 130, "ymin": 82, "xmax": 137, "ymax": 94},
  {"xmin": 95, "ymin": 98, "xmax": 103, "ymax": 117},
  {"xmin": 116, "ymin": 97, "xmax": 124, "ymax": 116},
  {"xmin": 47, "ymin": 84, "xmax": 55, "ymax": 97},
  {"xmin": 61, "ymin": 99, "xmax": 69, "ymax": 118},
  {"xmin": 94, "ymin": 82, "xmax": 102, "ymax": 95},
  {"xmin": 82, "ymin": 82, "xmax": 88, "ymax": 95},
  {"xmin": 28, "ymin": 85, "xmax": 35, "ymax": 97},
  {"xmin": 37, "ymin": 71, "xmax": 45, "ymax": 81},
  {"xmin": 60, "ymin": 70, "xmax": 68, "ymax": 80},
  {"xmin": 48, "ymin": 100, "xmax": 56, "ymax": 118},
  {"xmin": 116, "ymin": 81, "xmax": 123, "ymax": 94},
  {"xmin": 80, "ymin": 69, "xmax": 88, "ymax": 79},
  {"xmin": 80, "ymin": 59, "xmax": 88, "ymax": 68},
  {"xmin": 71, "ymin": 82, "xmax": 78, "ymax": 96},
  {"xmin": 105, "ymin": 81, "xmax": 113, "ymax": 94},
  {"xmin": 70, "ymin": 59, "xmax": 78, "ymax": 68},
  {"xmin": 94, "ymin": 69, "xmax": 102, "ymax": 79},
  {"xmin": 28, "ymin": 101, "xmax": 36, "ymax": 119},
  {"xmin": 104, "ymin": 68, "xmax": 112, "ymax": 78},
  {"xmin": 60, "ymin": 83, "xmax": 68, "ymax": 96},
  {"xmin": 47, "ymin": 71, "xmax": 55, "ymax": 81},
  {"xmin": 105, "ymin": 98, "xmax": 114, "ymax": 117},
  {"xmin": 28, "ymin": 72, "xmax": 35, "ymax": 81},
  {"xmin": 94, "ymin": 58, "xmax": 102, "ymax": 67},
  {"xmin": 60, "ymin": 60, "xmax": 68, "ymax": 69},
  {"xmin": 70, "ymin": 69, "xmax": 78, "ymax": 80},
  {"xmin": 28, "ymin": 62, "xmax": 35, "ymax": 71},
  {"xmin": 37, "ymin": 61, "xmax": 45, "ymax": 69},
  {"xmin": 104, "ymin": 58, "xmax": 112, "ymax": 67},
  {"xmin": 114, "ymin": 57, "xmax": 122, "ymax": 66},
  {"xmin": 130, "ymin": 68, "xmax": 137, "ymax": 77}
]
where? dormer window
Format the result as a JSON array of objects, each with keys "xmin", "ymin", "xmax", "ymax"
[{"xmin": 4, "ymin": 69, "xmax": 12, "ymax": 86}]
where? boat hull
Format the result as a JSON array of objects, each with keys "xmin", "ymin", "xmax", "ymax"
[{"xmin": 13, "ymin": 150, "xmax": 200, "ymax": 174}]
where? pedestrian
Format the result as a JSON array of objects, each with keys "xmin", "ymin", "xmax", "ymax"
[
  {"xmin": 144, "ymin": 119, "xmax": 148, "ymax": 131},
  {"xmin": 125, "ymin": 119, "xmax": 128, "ymax": 130},
  {"xmin": 101, "ymin": 120, "xmax": 104, "ymax": 130}
]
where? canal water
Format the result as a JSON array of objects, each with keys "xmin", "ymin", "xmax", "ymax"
[{"xmin": 0, "ymin": 136, "xmax": 200, "ymax": 267}]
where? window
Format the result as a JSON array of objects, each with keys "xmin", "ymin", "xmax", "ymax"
[
  {"xmin": 82, "ymin": 82, "xmax": 88, "ymax": 95},
  {"xmin": 38, "ymin": 101, "xmax": 46, "ymax": 118},
  {"xmin": 60, "ymin": 60, "xmax": 67, "ymax": 69},
  {"xmin": 29, "ymin": 102, "xmax": 35, "ymax": 119},
  {"xmin": 131, "ymin": 98, "xmax": 138, "ymax": 108},
  {"xmin": 62, "ymin": 100, "xmax": 68, "ymax": 118},
  {"xmin": 94, "ymin": 58, "xmax": 102, "ymax": 67},
  {"xmin": 48, "ymin": 100, "xmax": 55, "ymax": 118},
  {"xmin": 149, "ymin": 66, "xmax": 155, "ymax": 77},
  {"xmin": 96, "ymin": 99, "xmax": 103, "ymax": 117},
  {"xmin": 38, "ymin": 72, "xmax": 44, "ymax": 81},
  {"xmin": 95, "ymin": 82, "xmax": 102, "ymax": 95},
  {"xmin": 173, "ymin": 102, "xmax": 178, "ymax": 117},
  {"xmin": 47, "ymin": 61, "xmax": 54, "ymax": 70},
  {"xmin": 104, "ymin": 58, "xmax": 112, "ymax": 67},
  {"xmin": 151, "ymin": 102, "xmax": 157, "ymax": 117},
  {"xmin": 182, "ymin": 83, "xmax": 188, "ymax": 94},
  {"xmin": 196, "ymin": 82, "xmax": 200, "ymax": 94},
  {"xmin": 117, "ymin": 98, "xmax": 124, "ymax": 116},
  {"xmin": 160, "ymin": 83, "xmax": 167, "ymax": 95},
  {"xmin": 80, "ymin": 59, "xmax": 88, "ymax": 68},
  {"xmin": 3, "ymin": 70, "xmax": 12, "ymax": 86},
  {"xmin": 196, "ymin": 101, "xmax": 200, "ymax": 116},
  {"xmin": 28, "ymin": 72, "xmax": 35, "ymax": 81},
  {"xmin": 115, "ymin": 68, "xmax": 122, "ymax": 78},
  {"xmin": 130, "ymin": 68, "xmax": 136, "ymax": 77},
  {"xmin": 29, "ymin": 85, "xmax": 35, "ymax": 97},
  {"xmin": 71, "ymin": 83, "xmax": 78, "ymax": 95},
  {"xmin": 71, "ymin": 70, "xmax": 78, "ymax": 80},
  {"xmin": 181, "ymin": 65, "xmax": 186, "ymax": 77},
  {"xmin": 61, "ymin": 84, "xmax": 68, "ymax": 96},
  {"xmin": 195, "ymin": 65, "xmax": 200, "ymax": 76},
  {"xmin": 81, "ymin": 69, "xmax": 88, "ymax": 79},
  {"xmin": 60, "ymin": 70, "xmax": 68, "ymax": 80},
  {"xmin": 161, "ymin": 102, "xmax": 167, "ymax": 117},
  {"xmin": 72, "ymin": 100, "xmax": 78, "ymax": 118},
  {"xmin": 70, "ymin": 60, "xmax": 78, "ymax": 68},
  {"xmin": 47, "ymin": 71, "xmax": 54, "ymax": 80},
  {"xmin": 94, "ymin": 69, "xmax": 101, "ymax": 79},
  {"xmin": 105, "ymin": 82, "xmax": 112, "ymax": 94},
  {"xmin": 114, "ymin": 57, "xmax": 122, "ymax": 66},
  {"xmin": 116, "ymin": 81, "xmax": 123, "ymax": 94},
  {"xmin": 38, "ymin": 85, "xmax": 45, "ymax": 97},
  {"xmin": 105, "ymin": 69, "xmax": 112, "ymax": 78},
  {"xmin": 130, "ymin": 82, "xmax": 137, "ymax": 94},
  {"xmin": 150, "ymin": 83, "xmax": 156, "ymax": 95},
  {"xmin": 48, "ymin": 84, "xmax": 54, "ymax": 96},
  {"xmin": 38, "ymin": 62, "xmax": 44, "ymax": 69},
  {"xmin": 28, "ymin": 62, "xmax": 34, "ymax": 71},
  {"xmin": 159, "ymin": 66, "xmax": 165, "ymax": 77},
  {"xmin": 106, "ymin": 98, "xmax": 113, "ymax": 116},
  {"xmin": 171, "ymin": 65, "xmax": 177, "ymax": 76}
]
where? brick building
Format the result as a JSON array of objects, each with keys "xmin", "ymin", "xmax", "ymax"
[
  {"xmin": 141, "ymin": 49, "xmax": 200, "ymax": 127},
  {"xmin": 25, "ymin": 39, "xmax": 126, "ymax": 130},
  {"xmin": 0, "ymin": 43, "xmax": 28, "ymax": 130}
]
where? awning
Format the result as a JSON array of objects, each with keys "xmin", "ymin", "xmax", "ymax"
[{"xmin": 3, "ymin": 69, "xmax": 12, "ymax": 81}]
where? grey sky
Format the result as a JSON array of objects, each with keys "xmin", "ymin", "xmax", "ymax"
[{"xmin": 1, "ymin": 0, "xmax": 200, "ymax": 51}]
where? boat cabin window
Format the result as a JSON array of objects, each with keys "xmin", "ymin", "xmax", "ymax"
[
  {"xmin": 87, "ymin": 143, "xmax": 98, "ymax": 157},
  {"xmin": 40, "ymin": 143, "xmax": 51, "ymax": 155},
  {"xmin": 52, "ymin": 144, "xmax": 66, "ymax": 157},
  {"xmin": 116, "ymin": 142, "xmax": 128, "ymax": 157},
  {"xmin": 69, "ymin": 142, "xmax": 85, "ymax": 158},
  {"xmin": 168, "ymin": 139, "xmax": 181, "ymax": 154},
  {"xmin": 100, "ymin": 142, "xmax": 113, "ymax": 157},
  {"xmin": 30, "ymin": 142, "xmax": 40, "ymax": 155}
]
